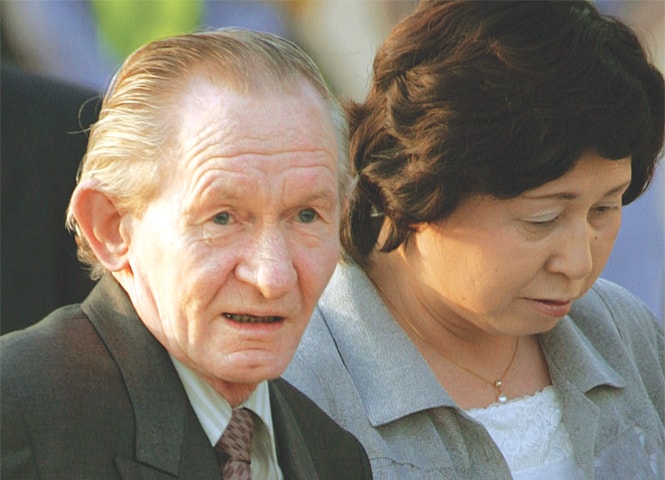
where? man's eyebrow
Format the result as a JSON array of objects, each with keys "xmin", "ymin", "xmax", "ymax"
[{"xmin": 298, "ymin": 189, "xmax": 338, "ymax": 204}]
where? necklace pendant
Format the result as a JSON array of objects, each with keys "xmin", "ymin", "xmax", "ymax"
[{"xmin": 495, "ymin": 379, "xmax": 507, "ymax": 403}]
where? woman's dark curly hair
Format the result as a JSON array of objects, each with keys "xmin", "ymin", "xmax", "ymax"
[{"xmin": 343, "ymin": 0, "xmax": 664, "ymax": 267}]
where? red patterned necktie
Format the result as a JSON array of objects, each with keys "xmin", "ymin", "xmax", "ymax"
[{"xmin": 215, "ymin": 408, "xmax": 255, "ymax": 480}]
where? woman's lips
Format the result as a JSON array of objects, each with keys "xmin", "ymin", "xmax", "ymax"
[{"xmin": 526, "ymin": 298, "xmax": 573, "ymax": 318}]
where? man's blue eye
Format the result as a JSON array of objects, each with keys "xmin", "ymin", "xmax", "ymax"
[
  {"xmin": 298, "ymin": 209, "xmax": 317, "ymax": 223},
  {"xmin": 213, "ymin": 212, "xmax": 231, "ymax": 225}
]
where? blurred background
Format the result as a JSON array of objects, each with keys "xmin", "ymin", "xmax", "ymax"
[{"xmin": 1, "ymin": 0, "xmax": 663, "ymax": 323}]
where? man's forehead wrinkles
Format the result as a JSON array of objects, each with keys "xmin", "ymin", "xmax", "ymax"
[
  {"xmin": 184, "ymin": 166, "xmax": 248, "ymax": 208},
  {"xmin": 186, "ymin": 152, "xmax": 336, "ymax": 177},
  {"xmin": 210, "ymin": 138, "xmax": 330, "ymax": 165},
  {"xmin": 194, "ymin": 166, "xmax": 332, "ymax": 202}
]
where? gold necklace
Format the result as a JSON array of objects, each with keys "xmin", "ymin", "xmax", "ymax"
[
  {"xmin": 440, "ymin": 337, "xmax": 519, "ymax": 404},
  {"xmin": 371, "ymin": 276, "xmax": 520, "ymax": 404}
]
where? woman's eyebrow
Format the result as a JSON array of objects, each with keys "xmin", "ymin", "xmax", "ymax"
[{"xmin": 522, "ymin": 180, "xmax": 632, "ymax": 201}]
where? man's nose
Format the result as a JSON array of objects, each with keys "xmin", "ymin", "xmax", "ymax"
[{"xmin": 235, "ymin": 228, "xmax": 298, "ymax": 299}]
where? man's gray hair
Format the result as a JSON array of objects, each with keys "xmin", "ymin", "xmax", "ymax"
[{"xmin": 66, "ymin": 28, "xmax": 349, "ymax": 279}]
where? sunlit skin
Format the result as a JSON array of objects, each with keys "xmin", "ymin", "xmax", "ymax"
[
  {"xmin": 109, "ymin": 78, "xmax": 341, "ymax": 406},
  {"xmin": 368, "ymin": 152, "xmax": 631, "ymax": 404}
]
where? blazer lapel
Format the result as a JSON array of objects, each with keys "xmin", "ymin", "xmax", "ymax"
[
  {"xmin": 83, "ymin": 276, "xmax": 221, "ymax": 479},
  {"xmin": 114, "ymin": 457, "xmax": 179, "ymax": 480},
  {"xmin": 269, "ymin": 380, "xmax": 320, "ymax": 480}
]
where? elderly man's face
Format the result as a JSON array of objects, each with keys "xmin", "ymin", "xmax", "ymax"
[{"xmin": 120, "ymin": 79, "xmax": 340, "ymax": 402}]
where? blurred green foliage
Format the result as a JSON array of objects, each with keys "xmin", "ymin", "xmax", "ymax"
[{"xmin": 90, "ymin": 0, "xmax": 204, "ymax": 58}]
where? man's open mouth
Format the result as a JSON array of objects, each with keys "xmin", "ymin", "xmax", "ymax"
[{"xmin": 223, "ymin": 313, "xmax": 283, "ymax": 324}]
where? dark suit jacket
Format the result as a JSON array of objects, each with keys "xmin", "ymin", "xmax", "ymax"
[
  {"xmin": 1, "ymin": 67, "xmax": 99, "ymax": 334},
  {"xmin": 0, "ymin": 275, "xmax": 372, "ymax": 479}
]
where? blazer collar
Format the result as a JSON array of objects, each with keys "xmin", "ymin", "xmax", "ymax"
[
  {"xmin": 82, "ymin": 275, "xmax": 219, "ymax": 478},
  {"xmin": 320, "ymin": 263, "xmax": 627, "ymax": 428},
  {"xmin": 539, "ymin": 301, "xmax": 626, "ymax": 476},
  {"xmin": 269, "ymin": 379, "xmax": 320, "ymax": 480},
  {"xmin": 541, "ymin": 314, "xmax": 625, "ymax": 393},
  {"xmin": 318, "ymin": 263, "xmax": 455, "ymax": 427}
]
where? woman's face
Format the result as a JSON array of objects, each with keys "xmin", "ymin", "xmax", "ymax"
[{"xmin": 405, "ymin": 151, "xmax": 632, "ymax": 336}]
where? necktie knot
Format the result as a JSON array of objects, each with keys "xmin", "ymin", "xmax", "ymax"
[{"xmin": 215, "ymin": 408, "xmax": 255, "ymax": 479}]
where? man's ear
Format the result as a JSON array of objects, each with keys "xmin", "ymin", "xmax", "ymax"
[{"xmin": 69, "ymin": 180, "xmax": 130, "ymax": 272}]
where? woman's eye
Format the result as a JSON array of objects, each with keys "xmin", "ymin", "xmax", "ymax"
[
  {"xmin": 593, "ymin": 205, "xmax": 618, "ymax": 215},
  {"xmin": 589, "ymin": 204, "xmax": 621, "ymax": 222},
  {"xmin": 298, "ymin": 208, "xmax": 318, "ymax": 223},
  {"xmin": 527, "ymin": 216, "xmax": 558, "ymax": 228},
  {"xmin": 212, "ymin": 212, "xmax": 231, "ymax": 225}
]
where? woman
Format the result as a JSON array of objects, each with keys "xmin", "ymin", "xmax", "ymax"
[{"xmin": 284, "ymin": 1, "xmax": 665, "ymax": 478}]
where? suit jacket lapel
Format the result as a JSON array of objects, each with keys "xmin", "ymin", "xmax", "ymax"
[
  {"xmin": 82, "ymin": 275, "xmax": 220, "ymax": 479},
  {"xmin": 269, "ymin": 380, "xmax": 321, "ymax": 480}
]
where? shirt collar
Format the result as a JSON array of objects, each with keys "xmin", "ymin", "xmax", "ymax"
[
  {"xmin": 318, "ymin": 263, "xmax": 456, "ymax": 427},
  {"xmin": 169, "ymin": 355, "xmax": 276, "ymax": 446}
]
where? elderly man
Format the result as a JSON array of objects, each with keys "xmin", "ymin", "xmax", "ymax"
[{"xmin": 1, "ymin": 29, "xmax": 371, "ymax": 479}]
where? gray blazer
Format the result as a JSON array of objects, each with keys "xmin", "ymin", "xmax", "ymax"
[
  {"xmin": 285, "ymin": 262, "xmax": 665, "ymax": 479},
  {"xmin": 1, "ymin": 275, "xmax": 372, "ymax": 479}
]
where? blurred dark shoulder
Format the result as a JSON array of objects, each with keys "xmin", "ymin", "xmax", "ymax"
[{"xmin": 1, "ymin": 65, "xmax": 101, "ymax": 334}]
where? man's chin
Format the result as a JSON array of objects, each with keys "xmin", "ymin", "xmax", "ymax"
[
  {"xmin": 209, "ymin": 358, "xmax": 289, "ymax": 386},
  {"xmin": 209, "ymin": 381, "xmax": 259, "ymax": 407}
]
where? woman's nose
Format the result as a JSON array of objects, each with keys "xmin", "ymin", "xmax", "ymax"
[{"xmin": 546, "ymin": 221, "xmax": 594, "ymax": 281}]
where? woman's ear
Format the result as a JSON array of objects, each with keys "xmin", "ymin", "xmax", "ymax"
[{"xmin": 69, "ymin": 180, "xmax": 130, "ymax": 272}]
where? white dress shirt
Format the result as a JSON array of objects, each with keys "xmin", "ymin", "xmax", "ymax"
[{"xmin": 170, "ymin": 356, "xmax": 283, "ymax": 479}]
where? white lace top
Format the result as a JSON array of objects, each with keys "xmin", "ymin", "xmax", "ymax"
[{"xmin": 465, "ymin": 386, "xmax": 585, "ymax": 480}]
